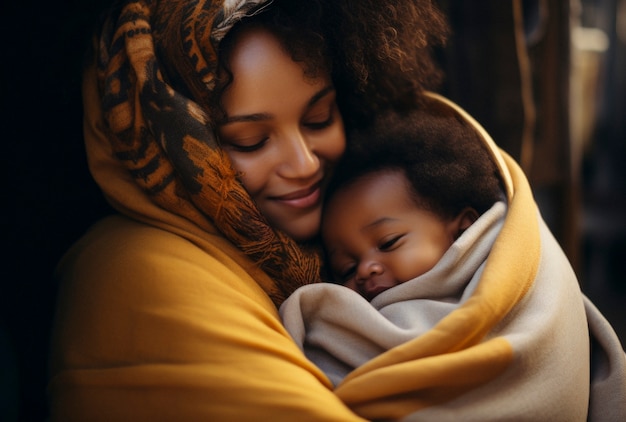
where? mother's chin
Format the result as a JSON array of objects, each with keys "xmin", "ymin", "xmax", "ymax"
[{"xmin": 265, "ymin": 201, "xmax": 324, "ymax": 243}]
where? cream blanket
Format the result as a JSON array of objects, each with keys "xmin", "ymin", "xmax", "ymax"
[{"xmin": 281, "ymin": 189, "xmax": 626, "ymax": 419}]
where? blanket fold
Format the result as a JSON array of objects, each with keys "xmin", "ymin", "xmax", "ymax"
[{"xmin": 281, "ymin": 202, "xmax": 509, "ymax": 388}]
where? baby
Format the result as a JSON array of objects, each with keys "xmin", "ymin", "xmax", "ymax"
[
  {"xmin": 321, "ymin": 103, "xmax": 505, "ymax": 300},
  {"xmin": 280, "ymin": 101, "xmax": 506, "ymax": 386}
]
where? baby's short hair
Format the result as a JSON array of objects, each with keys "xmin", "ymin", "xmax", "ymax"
[{"xmin": 326, "ymin": 99, "xmax": 506, "ymax": 218}]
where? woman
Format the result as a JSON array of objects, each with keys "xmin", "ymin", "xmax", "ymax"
[
  {"xmin": 48, "ymin": 0, "xmax": 448, "ymax": 420},
  {"xmin": 48, "ymin": 0, "xmax": 626, "ymax": 420}
]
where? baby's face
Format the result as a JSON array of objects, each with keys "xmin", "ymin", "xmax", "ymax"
[{"xmin": 322, "ymin": 170, "xmax": 458, "ymax": 301}]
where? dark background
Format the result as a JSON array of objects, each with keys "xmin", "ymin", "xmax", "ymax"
[
  {"xmin": 2, "ymin": 2, "xmax": 114, "ymax": 421},
  {"xmin": 2, "ymin": 1, "xmax": 625, "ymax": 421}
]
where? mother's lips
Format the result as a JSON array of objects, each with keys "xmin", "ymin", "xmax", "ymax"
[
  {"xmin": 275, "ymin": 183, "xmax": 319, "ymax": 200},
  {"xmin": 272, "ymin": 183, "xmax": 322, "ymax": 208}
]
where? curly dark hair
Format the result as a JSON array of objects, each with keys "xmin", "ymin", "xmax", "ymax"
[
  {"xmin": 214, "ymin": 0, "xmax": 449, "ymax": 129},
  {"xmin": 325, "ymin": 98, "xmax": 506, "ymax": 219}
]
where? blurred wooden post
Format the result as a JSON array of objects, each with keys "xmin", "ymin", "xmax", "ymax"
[{"xmin": 436, "ymin": 0, "xmax": 582, "ymax": 277}]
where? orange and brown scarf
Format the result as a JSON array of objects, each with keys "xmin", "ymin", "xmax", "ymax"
[{"xmin": 95, "ymin": 0, "xmax": 318, "ymax": 305}]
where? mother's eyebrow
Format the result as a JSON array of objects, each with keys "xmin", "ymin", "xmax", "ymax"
[
  {"xmin": 308, "ymin": 85, "xmax": 335, "ymax": 107},
  {"xmin": 220, "ymin": 85, "xmax": 335, "ymax": 125},
  {"xmin": 221, "ymin": 113, "xmax": 271, "ymax": 124}
]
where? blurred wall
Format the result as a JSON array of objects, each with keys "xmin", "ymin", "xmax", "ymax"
[{"xmin": 435, "ymin": 0, "xmax": 626, "ymax": 344}]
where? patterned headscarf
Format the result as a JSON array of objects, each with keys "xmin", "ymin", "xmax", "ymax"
[{"xmin": 95, "ymin": 0, "xmax": 320, "ymax": 306}]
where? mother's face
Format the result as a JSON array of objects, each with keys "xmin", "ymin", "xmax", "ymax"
[{"xmin": 218, "ymin": 27, "xmax": 346, "ymax": 241}]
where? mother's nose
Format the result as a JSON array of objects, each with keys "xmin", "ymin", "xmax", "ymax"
[{"xmin": 277, "ymin": 132, "xmax": 320, "ymax": 179}]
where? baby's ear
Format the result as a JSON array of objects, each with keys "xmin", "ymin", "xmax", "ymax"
[{"xmin": 452, "ymin": 207, "xmax": 479, "ymax": 239}]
